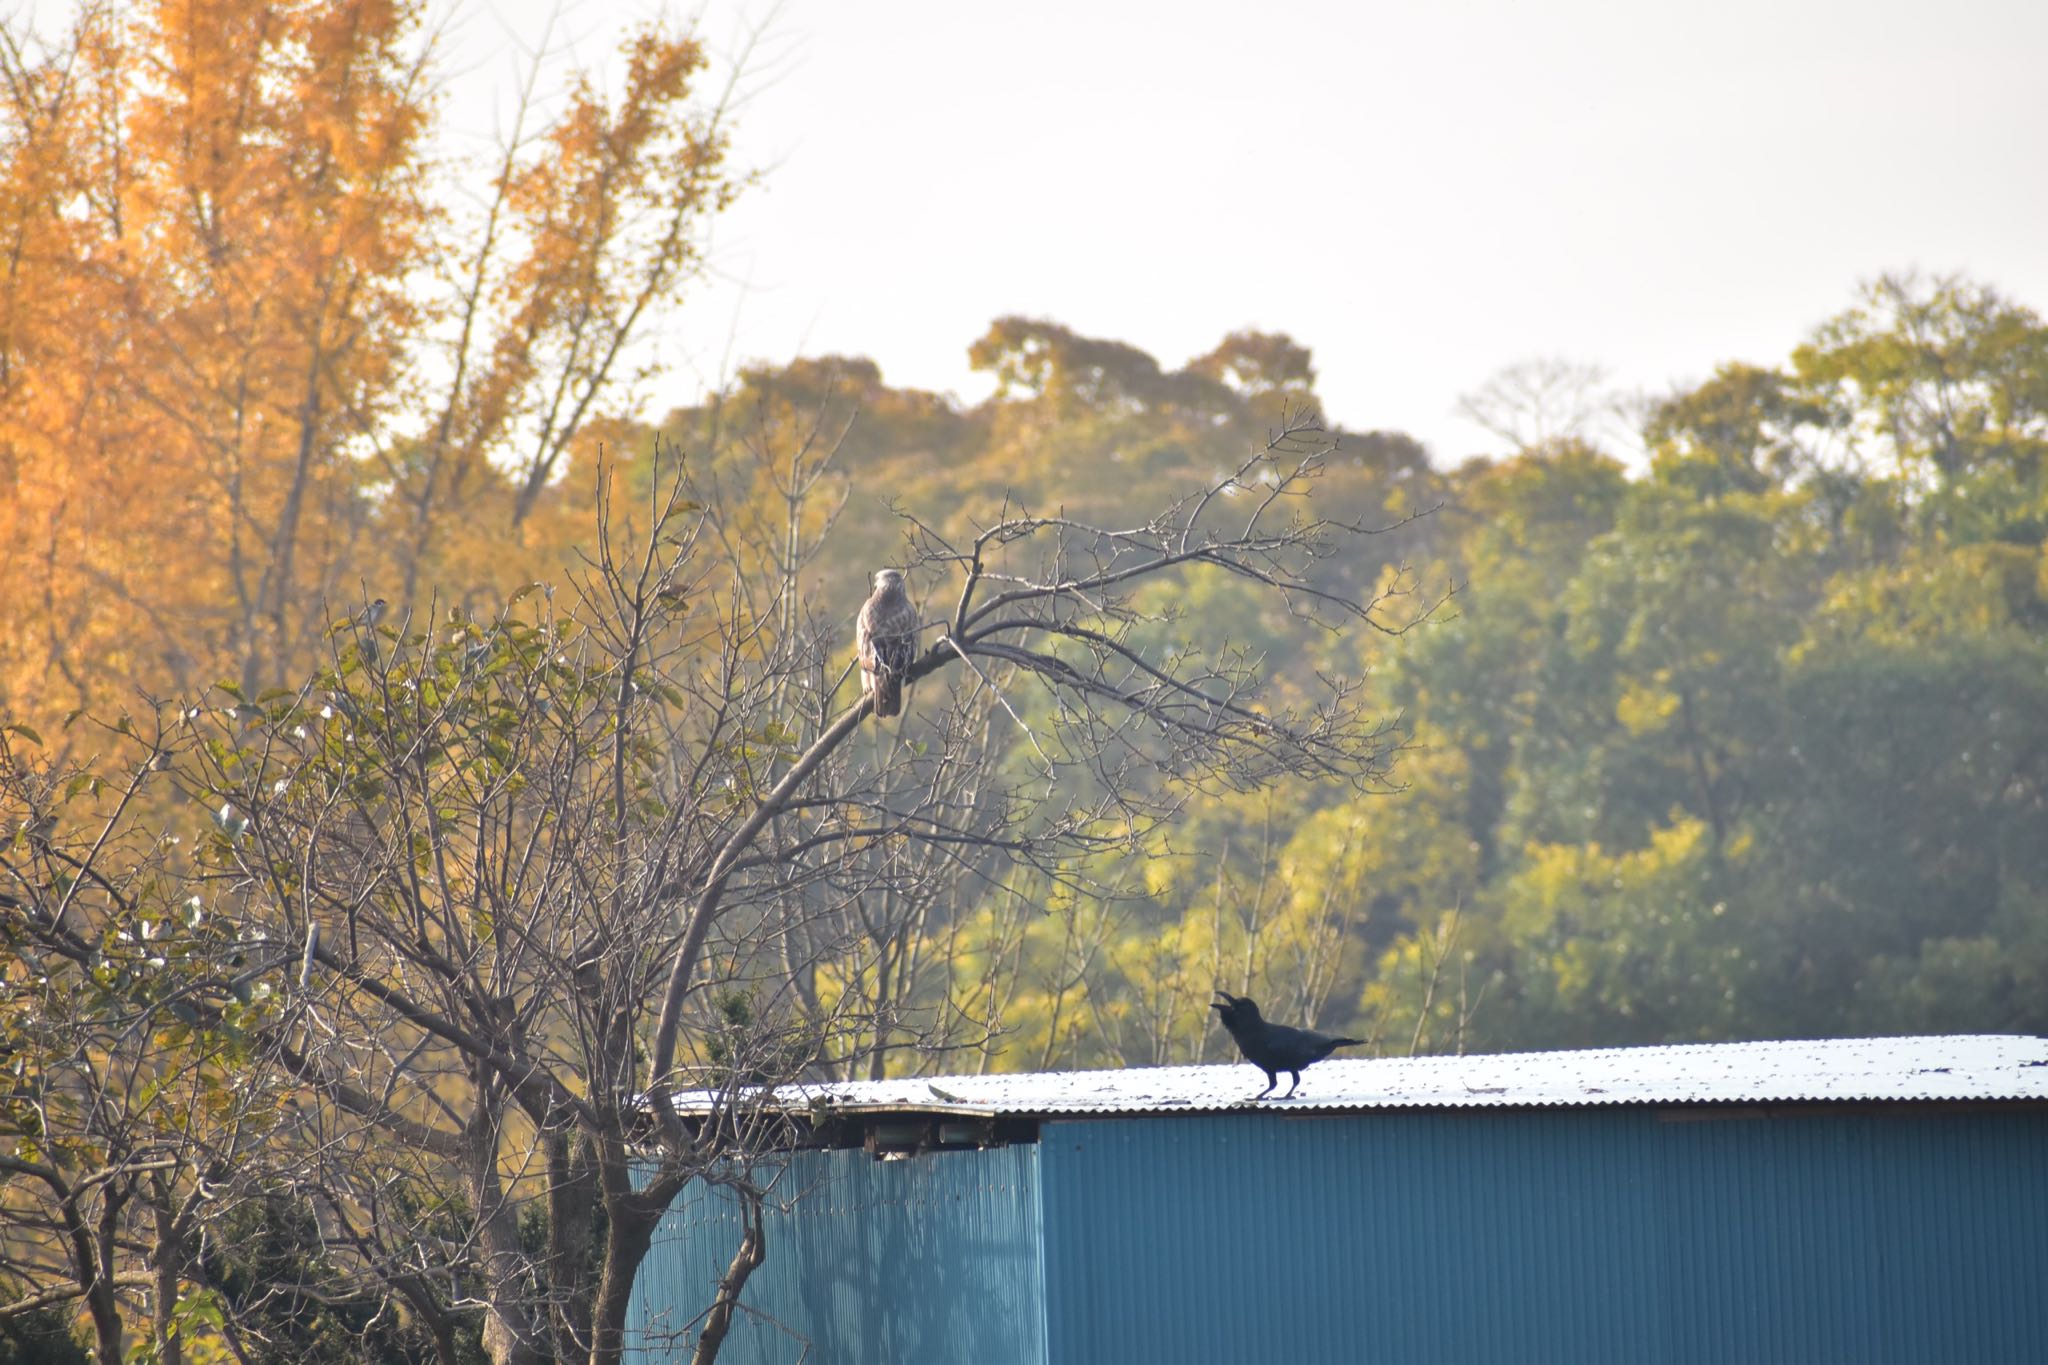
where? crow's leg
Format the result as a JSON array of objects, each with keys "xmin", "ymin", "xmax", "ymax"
[
  {"xmin": 1281, "ymin": 1072, "xmax": 1301, "ymax": 1098},
  {"xmin": 1252, "ymin": 1071, "xmax": 1277, "ymax": 1100}
]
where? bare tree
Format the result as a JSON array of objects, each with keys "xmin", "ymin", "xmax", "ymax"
[
  {"xmin": 4, "ymin": 407, "xmax": 1426, "ymax": 1365},
  {"xmin": 1457, "ymin": 357, "xmax": 1615, "ymax": 454},
  {"xmin": 0, "ymin": 721, "xmax": 304, "ymax": 1365}
]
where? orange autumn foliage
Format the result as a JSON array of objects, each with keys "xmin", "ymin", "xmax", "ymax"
[{"xmin": 0, "ymin": 0, "xmax": 738, "ymax": 730}]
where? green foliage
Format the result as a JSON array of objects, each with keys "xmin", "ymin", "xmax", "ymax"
[
  {"xmin": 1378, "ymin": 272, "xmax": 2048, "ymax": 1050},
  {"xmin": 204, "ymin": 1197, "xmax": 486, "ymax": 1364},
  {"xmin": 668, "ymin": 276, "xmax": 2048, "ymax": 1062},
  {"xmin": 0, "ymin": 1304, "xmax": 90, "ymax": 1364},
  {"xmin": 9, "ymin": 273, "xmax": 2048, "ymax": 1365},
  {"xmin": 703, "ymin": 990, "xmax": 818, "ymax": 1086},
  {"xmin": 1490, "ymin": 819, "xmax": 1744, "ymax": 1046}
]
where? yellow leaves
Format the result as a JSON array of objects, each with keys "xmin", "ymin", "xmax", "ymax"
[
  {"xmin": 1504, "ymin": 817, "xmax": 1714, "ymax": 942},
  {"xmin": 0, "ymin": 0, "xmax": 447, "ymax": 719},
  {"xmin": 1142, "ymin": 855, "xmax": 1176, "ymax": 901},
  {"xmin": 1812, "ymin": 539, "xmax": 2048, "ymax": 651},
  {"xmin": 0, "ymin": 0, "xmax": 740, "ymax": 731},
  {"xmin": 1645, "ymin": 816, "xmax": 1710, "ymax": 866},
  {"xmin": 1549, "ymin": 939, "xmax": 1598, "ymax": 1001},
  {"xmin": 618, "ymin": 28, "xmax": 709, "ymax": 148},
  {"xmin": 500, "ymin": 26, "xmax": 713, "ymax": 249},
  {"xmin": 1615, "ymin": 677, "xmax": 1680, "ymax": 734}
]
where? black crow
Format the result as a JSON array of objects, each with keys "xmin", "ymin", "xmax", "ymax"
[{"xmin": 1210, "ymin": 990, "xmax": 1364, "ymax": 1100}]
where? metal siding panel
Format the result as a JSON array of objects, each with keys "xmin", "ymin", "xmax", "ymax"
[
  {"xmin": 1040, "ymin": 1111, "xmax": 1661, "ymax": 1364},
  {"xmin": 1038, "ymin": 1109, "xmax": 2048, "ymax": 1365},
  {"xmin": 1656, "ymin": 1111, "xmax": 2048, "ymax": 1365},
  {"xmin": 627, "ymin": 1143, "xmax": 1045, "ymax": 1365},
  {"xmin": 627, "ymin": 1109, "xmax": 2048, "ymax": 1363}
]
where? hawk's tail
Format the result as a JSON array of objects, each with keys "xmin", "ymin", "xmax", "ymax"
[{"xmin": 873, "ymin": 674, "xmax": 902, "ymax": 719}]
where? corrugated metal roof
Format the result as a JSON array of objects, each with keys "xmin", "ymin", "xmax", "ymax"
[{"xmin": 675, "ymin": 1035, "xmax": 2048, "ymax": 1119}]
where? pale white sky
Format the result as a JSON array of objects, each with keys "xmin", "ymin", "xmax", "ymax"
[{"xmin": 436, "ymin": 0, "xmax": 2048, "ymax": 464}]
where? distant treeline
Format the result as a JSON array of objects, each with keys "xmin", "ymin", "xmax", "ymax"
[{"xmin": 646, "ymin": 274, "xmax": 2048, "ymax": 1059}]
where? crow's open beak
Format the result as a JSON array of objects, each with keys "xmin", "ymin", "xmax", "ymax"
[{"xmin": 1208, "ymin": 1000, "xmax": 1224, "ymax": 1012}]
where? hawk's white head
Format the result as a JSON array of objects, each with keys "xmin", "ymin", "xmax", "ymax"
[{"xmin": 873, "ymin": 569, "xmax": 905, "ymax": 592}]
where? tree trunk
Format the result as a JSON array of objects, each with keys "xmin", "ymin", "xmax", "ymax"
[
  {"xmin": 585, "ymin": 1198, "xmax": 660, "ymax": 1365},
  {"xmin": 689, "ymin": 1189, "xmax": 764, "ymax": 1365},
  {"xmin": 150, "ymin": 1197, "xmax": 185, "ymax": 1365},
  {"xmin": 471, "ymin": 1117, "xmax": 547, "ymax": 1365},
  {"xmin": 546, "ymin": 1132, "xmax": 598, "ymax": 1359},
  {"xmin": 83, "ymin": 1283, "xmax": 123, "ymax": 1365},
  {"xmin": 72, "ymin": 1190, "xmax": 126, "ymax": 1365},
  {"xmin": 1677, "ymin": 686, "xmax": 1727, "ymax": 854}
]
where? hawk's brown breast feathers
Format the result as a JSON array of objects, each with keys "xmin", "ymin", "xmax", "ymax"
[{"xmin": 857, "ymin": 570, "xmax": 918, "ymax": 718}]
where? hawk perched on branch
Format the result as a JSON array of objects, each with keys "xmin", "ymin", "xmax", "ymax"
[{"xmin": 856, "ymin": 569, "xmax": 919, "ymax": 718}]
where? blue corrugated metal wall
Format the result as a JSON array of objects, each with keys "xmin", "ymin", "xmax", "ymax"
[
  {"xmin": 630, "ymin": 1107, "xmax": 2048, "ymax": 1364},
  {"xmin": 627, "ymin": 1142, "xmax": 1044, "ymax": 1365},
  {"xmin": 1035, "ymin": 1108, "xmax": 2048, "ymax": 1365}
]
